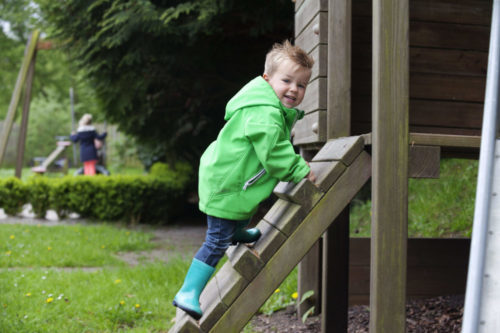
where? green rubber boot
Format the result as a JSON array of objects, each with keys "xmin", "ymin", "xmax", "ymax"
[
  {"xmin": 232, "ymin": 222, "xmax": 261, "ymax": 245},
  {"xmin": 172, "ymin": 258, "xmax": 215, "ymax": 320}
]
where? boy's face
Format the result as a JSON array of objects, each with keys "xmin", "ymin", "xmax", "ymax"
[{"xmin": 263, "ymin": 59, "xmax": 311, "ymax": 109}]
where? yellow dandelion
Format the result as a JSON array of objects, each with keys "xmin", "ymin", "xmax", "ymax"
[
  {"xmin": 274, "ymin": 288, "xmax": 280, "ymax": 293},
  {"xmin": 6, "ymin": 251, "xmax": 11, "ymax": 256},
  {"xmin": 135, "ymin": 304, "xmax": 140, "ymax": 309},
  {"xmin": 46, "ymin": 297, "xmax": 54, "ymax": 303},
  {"xmin": 114, "ymin": 279, "xmax": 121, "ymax": 284},
  {"xmin": 126, "ymin": 232, "xmax": 130, "ymax": 235},
  {"xmin": 25, "ymin": 293, "xmax": 31, "ymax": 297},
  {"xmin": 47, "ymin": 246, "xmax": 52, "ymax": 251},
  {"xmin": 120, "ymin": 300, "xmax": 125, "ymax": 306},
  {"xmin": 292, "ymin": 292, "xmax": 298, "ymax": 299},
  {"xmin": 9, "ymin": 235, "xmax": 15, "ymax": 239},
  {"xmin": 101, "ymin": 245, "xmax": 106, "ymax": 249}
]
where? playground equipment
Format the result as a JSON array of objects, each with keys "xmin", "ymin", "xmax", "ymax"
[
  {"xmin": 171, "ymin": 0, "xmax": 492, "ymax": 332},
  {"xmin": 31, "ymin": 137, "xmax": 71, "ymax": 174}
]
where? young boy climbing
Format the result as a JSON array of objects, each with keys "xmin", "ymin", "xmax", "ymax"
[{"xmin": 173, "ymin": 40, "xmax": 317, "ymax": 320}]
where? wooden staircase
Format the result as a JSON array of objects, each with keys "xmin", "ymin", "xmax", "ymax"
[{"xmin": 169, "ymin": 136, "xmax": 372, "ymax": 333}]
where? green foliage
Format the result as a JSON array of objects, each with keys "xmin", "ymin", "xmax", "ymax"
[
  {"xmin": 26, "ymin": 176, "xmax": 52, "ymax": 218},
  {"xmin": 350, "ymin": 158, "xmax": 478, "ymax": 238},
  {"xmin": 0, "ymin": 177, "xmax": 27, "ymax": 216},
  {"xmin": 260, "ymin": 267, "xmax": 298, "ymax": 315},
  {"xmin": 0, "ymin": 166, "xmax": 191, "ymax": 224},
  {"xmin": 36, "ymin": 0, "xmax": 294, "ymax": 164}
]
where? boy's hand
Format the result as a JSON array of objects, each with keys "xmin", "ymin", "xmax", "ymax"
[
  {"xmin": 305, "ymin": 162, "xmax": 316, "ymax": 183},
  {"xmin": 306, "ymin": 170, "xmax": 317, "ymax": 183}
]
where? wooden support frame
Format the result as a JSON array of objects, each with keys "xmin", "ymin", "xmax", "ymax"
[
  {"xmin": 370, "ymin": 0, "xmax": 409, "ymax": 332},
  {"xmin": 15, "ymin": 51, "xmax": 37, "ymax": 178},
  {"xmin": 0, "ymin": 30, "xmax": 40, "ymax": 166}
]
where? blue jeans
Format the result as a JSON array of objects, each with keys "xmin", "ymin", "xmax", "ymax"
[{"xmin": 194, "ymin": 215, "xmax": 249, "ymax": 267}]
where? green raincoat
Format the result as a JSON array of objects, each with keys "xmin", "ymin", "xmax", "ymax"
[{"xmin": 198, "ymin": 76, "xmax": 310, "ymax": 220}]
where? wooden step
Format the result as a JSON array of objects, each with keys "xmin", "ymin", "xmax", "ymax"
[
  {"xmin": 227, "ymin": 244, "xmax": 264, "ymax": 281},
  {"xmin": 262, "ymin": 199, "xmax": 307, "ymax": 237},
  {"xmin": 210, "ymin": 151, "xmax": 372, "ymax": 332}
]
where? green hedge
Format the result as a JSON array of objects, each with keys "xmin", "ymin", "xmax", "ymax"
[{"xmin": 0, "ymin": 163, "xmax": 192, "ymax": 224}]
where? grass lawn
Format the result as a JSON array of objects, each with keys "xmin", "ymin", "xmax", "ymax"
[{"xmin": 0, "ymin": 223, "xmax": 188, "ymax": 332}]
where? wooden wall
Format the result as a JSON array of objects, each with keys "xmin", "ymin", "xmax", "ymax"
[
  {"xmin": 351, "ymin": 0, "xmax": 491, "ymax": 137},
  {"xmin": 349, "ymin": 238, "xmax": 470, "ymax": 305}
]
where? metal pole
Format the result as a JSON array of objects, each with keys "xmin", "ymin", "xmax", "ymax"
[
  {"xmin": 462, "ymin": 1, "xmax": 500, "ymax": 331},
  {"xmin": 70, "ymin": 87, "xmax": 77, "ymax": 165}
]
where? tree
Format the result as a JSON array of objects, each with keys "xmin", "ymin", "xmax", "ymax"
[{"xmin": 37, "ymin": 0, "xmax": 294, "ymax": 166}]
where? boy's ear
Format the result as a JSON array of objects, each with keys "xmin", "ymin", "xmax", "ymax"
[{"xmin": 262, "ymin": 73, "xmax": 269, "ymax": 82}]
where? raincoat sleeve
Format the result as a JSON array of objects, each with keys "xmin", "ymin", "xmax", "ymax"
[{"xmin": 244, "ymin": 108, "xmax": 310, "ymax": 183}]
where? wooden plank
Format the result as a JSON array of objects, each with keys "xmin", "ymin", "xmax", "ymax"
[
  {"xmin": 352, "ymin": 17, "xmax": 491, "ymax": 51},
  {"xmin": 354, "ymin": 47, "xmax": 488, "ymax": 76},
  {"xmin": 352, "ymin": 70, "xmax": 486, "ymax": 103},
  {"xmin": 309, "ymin": 44, "xmax": 328, "ymax": 81},
  {"xmin": 263, "ymin": 199, "xmax": 307, "ymax": 236},
  {"xmin": 295, "ymin": 0, "xmax": 306, "ymax": 13},
  {"xmin": 298, "ymin": 77, "xmax": 327, "ymax": 113},
  {"xmin": 169, "ymin": 309, "xmax": 202, "ymax": 333},
  {"xmin": 226, "ymin": 245, "xmax": 264, "ymax": 281},
  {"xmin": 408, "ymin": 145, "xmax": 440, "ymax": 178},
  {"xmin": 410, "ymin": 133, "xmax": 481, "ymax": 148},
  {"xmin": 0, "ymin": 30, "xmax": 40, "ymax": 165},
  {"xmin": 295, "ymin": 12, "xmax": 328, "ymax": 54},
  {"xmin": 199, "ymin": 277, "xmax": 226, "ymax": 331},
  {"xmin": 253, "ymin": 219, "xmax": 287, "ymax": 263},
  {"xmin": 370, "ymin": 0, "xmax": 409, "ymax": 332},
  {"xmin": 293, "ymin": 110, "xmax": 327, "ymax": 146},
  {"xmin": 312, "ymin": 136, "xmax": 364, "ymax": 165},
  {"xmin": 327, "ymin": 0, "xmax": 352, "ymax": 139},
  {"xmin": 352, "ymin": 98, "xmax": 484, "ymax": 130},
  {"xmin": 353, "ymin": 0, "xmax": 492, "ymax": 26},
  {"xmin": 295, "ymin": 0, "xmax": 328, "ymax": 36},
  {"xmin": 210, "ymin": 151, "xmax": 371, "ymax": 332},
  {"xmin": 308, "ymin": 161, "xmax": 346, "ymax": 191},
  {"xmin": 273, "ymin": 178, "xmax": 324, "ymax": 211},
  {"xmin": 15, "ymin": 53, "xmax": 36, "ymax": 178},
  {"xmin": 321, "ymin": 207, "xmax": 350, "ymax": 333},
  {"xmin": 215, "ymin": 262, "xmax": 249, "ymax": 307},
  {"xmin": 348, "ymin": 238, "xmax": 470, "ymax": 305}
]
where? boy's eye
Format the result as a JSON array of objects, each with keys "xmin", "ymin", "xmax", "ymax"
[
  {"xmin": 298, "ymin": 84, "xmax": 305, "ymax": 89},
  {"xmin": 282, "ymin": 79, "xmax": 290, "ymax": 83}
]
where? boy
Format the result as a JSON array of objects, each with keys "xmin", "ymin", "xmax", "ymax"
[{"xmin": 173, "ymin": 40, "xmax": 316, "ymax": 320}]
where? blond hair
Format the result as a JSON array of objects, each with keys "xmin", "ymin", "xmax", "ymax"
[
  {"xmin": 79, "ymin": 113, "xmax": 93, "ymax": 127},
  {"xmin": 264, "ymin": 40, "xmax": 314, "ymax": 76}
]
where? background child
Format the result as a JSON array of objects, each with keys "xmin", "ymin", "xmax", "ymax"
[
  {"xmin": 173, "ymin": 40, "xmax": 316, "ymax": 320},
  {"xmin": 70, "ymin": 114, "xmax": 107, "ymax": 175}
]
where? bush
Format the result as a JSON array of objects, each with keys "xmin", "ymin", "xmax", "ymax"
[
  {"xmin": 0, "ymin": 177, "xmax": 28, "ymax": 216},
  {"xmin": 26, "ymin": 176, "xmax": 52, "ymax": 218},
  {"xmin": 0, "ymin": 163, "xmax": 192, "ymax": 224}
]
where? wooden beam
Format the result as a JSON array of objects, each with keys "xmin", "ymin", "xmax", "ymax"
[
  {"xmin": 362, "ymin": 132, "xmax": 481, "ymax": 148},
  {"xmin": 15, "ymin": 52, "xmax": 37, "ymax": 178},
  {"xmin": 0, "ymin": 30, "xmax": 40, "ymax": 165},
  {"xmin": 370, "ymin": 1, "xmax": 409, "ymax": 332},
  {"xmin": 327, "ymin": 0, "xmax": 352, "ymax": 138}
]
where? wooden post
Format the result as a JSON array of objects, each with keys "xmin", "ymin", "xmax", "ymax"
[
  {"xmin": 15, "ymin": 52, "xmax": 37, "ymax": 178},
  {"xmin": 321, "ymin": 206, "xmax": 349, "ymax": 333},
  {"xmin": 321, "ymin": 0, "xmax": 352, "ymax": 332},
  {"xmin": 370, "ymin": 0, "xmax": 409, "ymax": 332},
  {"xmin": 0, "ymin": 30, "xmax": 40, "ymax": 166}
]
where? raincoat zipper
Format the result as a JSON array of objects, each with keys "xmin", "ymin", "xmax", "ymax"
[{"xmin": 243, "ymin": 168, "xmax": 266, "ymax": 190}]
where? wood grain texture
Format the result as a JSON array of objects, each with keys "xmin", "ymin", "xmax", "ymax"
[
  {"xmin": 370, "ymin": 0, "xmax": 409, "ymax": 331},
  {"xmin": 408, "ymin": 145, "xmax": 440, "ymax": 178}
]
